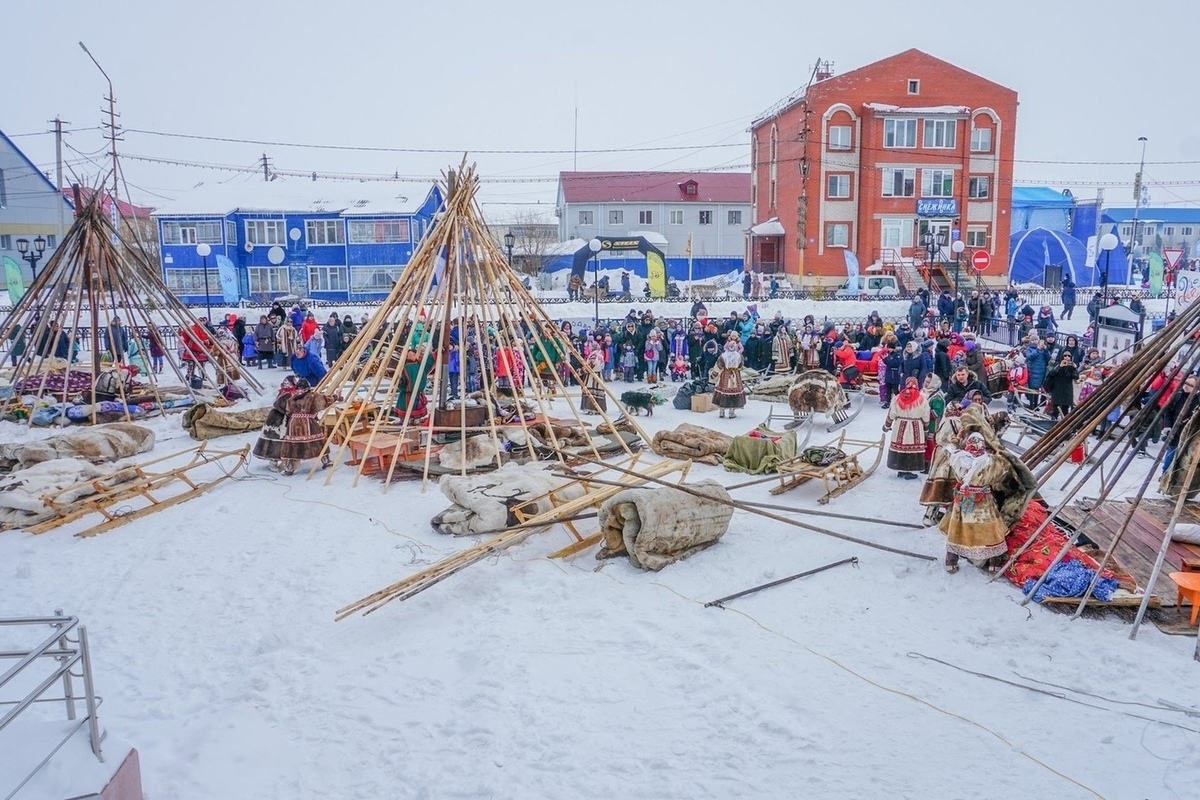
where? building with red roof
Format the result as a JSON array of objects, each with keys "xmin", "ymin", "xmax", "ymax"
[{"xmin": 749, "ymin": 49, "xmax": 1017, "ymax": 293}]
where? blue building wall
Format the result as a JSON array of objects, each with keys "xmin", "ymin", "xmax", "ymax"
[{"xmin": 157, "ymin": 186, "xmax": 443, "ymax": 304}]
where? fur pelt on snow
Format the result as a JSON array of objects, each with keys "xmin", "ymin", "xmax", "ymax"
[
  {"xmin": 0, "ymin": 423, "xmax": 156, "ymax": 472},
  {"xmin": 438, "ymin": 434, "xmax": 503, "ymax": 472},
  {"xmin": 0, "ymin": 458, "xmax": 135, "ymax": 528},
  {"xmin": 597, "ymin": 480, "xmax": 733, "ymax": 570},
  {"xmin": 182, "ymin": 403, "xmax": 271, "ymax": 441},
  {"xmin": 430, "ymin": 462, "xmax": 588, "ymax": 536},
  {"xmin": 651, "ymin": 423, "xmax": 733, "ymax": 465},
  {"xmin": 747, "ymin": 374, "xmax": 796, "ymax": 403},
  {"xmin": 788, "ymin": 370, "xmax": 849, "ymax": 417}
]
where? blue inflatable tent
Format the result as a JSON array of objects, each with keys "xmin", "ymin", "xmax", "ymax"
[{"xmin": 1008, "ymin": 227, "xmax": 1090, "ymax": 287}]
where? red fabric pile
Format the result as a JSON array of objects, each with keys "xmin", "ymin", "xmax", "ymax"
[{"xmin": 1002, "ymin": 502, "xmax": 1117, "ymax": 589}]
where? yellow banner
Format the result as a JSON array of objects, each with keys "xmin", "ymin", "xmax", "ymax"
[{"xmin": 647, "ymin": 251, "xmax": 667, "ymax": 298}]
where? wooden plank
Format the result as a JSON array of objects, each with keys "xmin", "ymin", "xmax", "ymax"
[{"xmin": 1063, "ymin": 501, "xmax": 1183, "ymax": 603}]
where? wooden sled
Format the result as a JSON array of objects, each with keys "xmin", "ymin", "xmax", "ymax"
[
  {"xmin": 769, "ymin": 432, "xmax": 884, "ymax": 504},
  {"xmin": 19, "ymin": 442, "xmax": 250, "ymax": 537}
]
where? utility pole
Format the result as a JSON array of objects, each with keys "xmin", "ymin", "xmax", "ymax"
[
  {"xmin": 262, "ymin": 153, "xmax": 270, "ymax": 182},
  {"xmin": 1128, "ymin": 137, "xmax": 1148, "ymax": 288},
  {"xmin": 51, "ymin": 116, "xmax": 69, "ymax": 242},
  {"xmin": 79, "ymin": 42, "xmax": 122, "ymax": 239}
]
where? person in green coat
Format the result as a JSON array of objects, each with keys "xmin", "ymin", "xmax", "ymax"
[
  {"xmin": 394, "ymin": 347, "xmax": 434, "ymax": 422},
  {"xmin": 922, "ymin": 373, "xmax": 946, "ymax": 474},
  {"xmin": 7, "ymin": 323, "xmax": 26, "ymax": 367}
]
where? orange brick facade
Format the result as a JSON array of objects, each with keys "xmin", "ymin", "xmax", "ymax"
[{"xmin": 749, "ymin": 49, "xmax": 1018, "ymax": 289}]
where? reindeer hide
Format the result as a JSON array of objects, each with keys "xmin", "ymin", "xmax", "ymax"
[{"xmin": 430, "ymin": 462, "xmax": 587, "ymax": 536}]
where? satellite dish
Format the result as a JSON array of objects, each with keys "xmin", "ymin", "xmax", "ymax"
[
  {"xmin": 267, "ymin": 246, "xmax": 285, "ymax": 265},
  {"xmin": 289, "ymin": 227, "xmax": 302, "ymax": 242},
  {"xmin": 244, "ymin": 242, "xmax": 255, "ymax": 253}
]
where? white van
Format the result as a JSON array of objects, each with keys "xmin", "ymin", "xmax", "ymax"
[{"xmin": 835, "ymin": 276, "xmax": 899, "ymax": 298}]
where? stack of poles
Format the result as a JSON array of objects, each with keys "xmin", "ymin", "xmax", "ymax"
[
  {"xmin": 989, "ymin": 295, "xmax": 1200, "ymax": 640},
  {"xmin": 0, "ymin": 188, "xmax": 260, "ymax": 425},
  {"xmin": 313, "ymin": 164, "xmax": 647, "ymax": 490}
]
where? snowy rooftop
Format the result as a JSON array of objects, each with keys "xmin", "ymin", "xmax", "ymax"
[
  {"xmin": 863, "ymin": 103, "xmax": 970, "ymax": 115},
  {"xmin": 750, "ymin": 218, "xmax": 786, "ymax": 236},
  {"xmin": 152, "ymin": 179, "xmax": 440, "ymax": 217}
]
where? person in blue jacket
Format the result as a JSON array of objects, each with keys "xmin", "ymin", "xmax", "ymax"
[
  {"xmin": 291, "ymin": 343, "xmax": 327, "ymax": 384},
  {"xmin": 1023, "ymin": 337, "xmax": 1050, "ymax": 410}
]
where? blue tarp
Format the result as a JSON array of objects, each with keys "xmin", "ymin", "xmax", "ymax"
[
  {"xmin": 1008, "ymin": 227, "xmax": 1090, "ymax": 286},
  {"xmin": 1012, "ymin": 187, "xmax": 1074, "ymax": 233}
]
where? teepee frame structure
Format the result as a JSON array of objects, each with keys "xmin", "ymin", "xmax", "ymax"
[
  {"xmin": 0, "ymin": 188, "xmax": 261, "ymax": 424},
  {"xmin": 991, "ymin": 294, "xmax": 1200, "ymax": 653},
  {"xmin": 315, "ymin": 164, "xmax": 646, "ymax": 488}
]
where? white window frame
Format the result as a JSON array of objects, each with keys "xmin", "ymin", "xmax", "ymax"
[
  {"xmin": 350, "ymin": 265, "xmax": 403, "ymax": 292},
  {"xmin": 1183, "ymin": 226, "xmax": 1194, "ymax": 236},
  {"xmin": 247, "ymin": 267, "xmax": 289, "ymax": 295},
  {"xmin": 966, "ymin": 226, "xmax": 988, "ymax": 248},
  {"xmin": 1121, "ymin": 225, "xmax": 1132, "ymax": 237},
  {"xmin": 0, "ymin": 234, "xmax": 11, "ymax": 250},
  {"xmin": 224, "ymin": 220, "xmax": 237, "ymax": 245},
  {"xmin": 826, "ymin": 223, "xmax": 850, "ymax": 248},
  {"xmin": 968, "ymin": 176, "xmax": 990, "ymax": 199},
  {"xmin": 306, "ymin": 219, "xmax": 345, "ymax": 246},
  {"xmin": 162, "ymin": 220, "xmax": 222, "ymax": 246},
  {"xmin": 164, "ymin": 268, "xmax": 221, "ymax": 294},
  {"xmin": 578, "ymin": 210, "xmax": 594, "ymax": 226},
  {"xmin": 828, "ymin": 125, "xmax": 852, "ymax": 150},
  {"xmin": 922, "ymin": 119, "xmax": 957, "ymax": 149},
  {"xmin": 638, "ymin": 209, "xmax": 653, "ymax": 225},
  {"xmin": 922, "ymin": 169, "xmax": 954, "ymax": 198},
  {"xmin": 308, "ymin": 265, "xmax": 348, "ymax": 292},
  {"xmin": 880, "ymin": 218, "xmax": 912, "ymax": 249},
  {"xmin": 698, "ymin": 210, "xmax": 713, "ymax": 225},
  {"xmin": 827, "ymin": 174, "xmax": 851, "ymax": 199},
  {"xmin": 970, "ymin": 127, "xmax": 993, "ymax": 153},
  {"xmin": 727, "ymin": 210, "xmax": 742, "ymax": 225},
  {"xmin": 348, "ymin": 219, "xmax": 410, "ymax": 244},
  {"xmin": 884, "ymin": 118, "xmax": 917, "ymax": 148},
  {"xmin": 608, "ymin": 210, "xmax": 623, "ymax": 225},
  {"xmin": 1164, "ymin": 226, "xmax": 1175, "ymax": 236},
  {"xmin": 881, "ymin": 168, "xmax": 916, "ymax": 198},
  {"xmin": 907, "ymin": 79, "xmax": 920, "ymax": 95},
  {"xmin": 669, "ymin": 209, "xmax": 684, "ymax": 225},
  {"xmin": 46, "ymin": 234, "xmax": 57, "ymax": 249},
  {"xmin": 245, "ymin": 219, "xmax": 286, "ymax": 246}
]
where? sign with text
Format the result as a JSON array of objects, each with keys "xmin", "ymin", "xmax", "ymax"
[
  {"xmin": 916, "ymin": 198, "xmax": 958, "ymax": 217},
  {"xmin": 1175, "ymin": 269, "xmax": 1200, "ymax": 308}
]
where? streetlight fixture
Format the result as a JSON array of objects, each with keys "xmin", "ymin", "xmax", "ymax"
[
  {"xmin": 196, "ymin": 242, "xmax": 213, "ymax": 320},
  {"xmin": 950, "ymin": 239, "xmax": 966, "ymax": 297},
  {"xmin": 15, "ymin": 236, "xmax": 48, "ymax": 280},
  {"xmin": 588, "ymin": 237, "xmax": 602, "ymax": 329},
  {"xmin": 1098, "ymin": 232, "xmax": 1119, "ymax": 309},
  {"xmin": 919, "ymin": 229, "xmax": 948, "ymax": 294},
  {"xmin": 503, "ymin": 230, "xmax": 515, "ymax": 268}
]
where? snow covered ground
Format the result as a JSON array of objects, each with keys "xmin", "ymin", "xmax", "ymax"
[{"xmin": 3, "ymin": 369, "xmax": 1199, "ymax": 799}]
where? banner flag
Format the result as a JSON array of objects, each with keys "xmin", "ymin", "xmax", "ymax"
[
  {"xmin": 843, "ymin": 250, "xmax": 860, "ymax": 293},
  {"xmin": 1148, "ymin": 252, "xmax": 1164, "ymax": 298},
  {"xmin": 215, "ymin": 255, "xmax": 241, "ymax": 304},
  {"xmin": 3, "ymin": 255, "xmax": 25, "ymax": 305},
  {"xmin": 647, "ymin": 251, "xmax": 667, "ymax": 298}
]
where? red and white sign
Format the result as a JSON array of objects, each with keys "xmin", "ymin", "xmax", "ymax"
[
  {"xmin": 1162, "ymin": 248, "xmax": 1184, "ymax": 270},
  {"xmin": 971, "ymin": 250, "xmax": 991, "ymax": 271}
]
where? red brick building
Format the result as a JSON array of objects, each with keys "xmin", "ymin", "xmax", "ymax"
[{"xmin": 749, "ymin": 49, "xmax": 1018, "ymax": 291}]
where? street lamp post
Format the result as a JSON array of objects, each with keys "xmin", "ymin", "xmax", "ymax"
[
  {"xmin": 919, "ymin": 229, "xmax": 948, "ymax": 295},
  {"xmin": 1099, "ymin": 232, "xmax": 1119, "ymax": 309},
  {"xmin": 950, "ymin": 239, "xmax": 966, "ymax": 297},
  {"xmin": 196, "ymin": 242, "xmax": 212, "ymax": 320},
  {"xmin": 15, "ymin": 236, "xmax": 47, "ymax": 280},
  {"xmin": 589, "ymin": 238, "xmax": 602, "ymax": 329},
  {"xmin": 503, "ymin": 230, "xmax": 515, "ymax": 268}
]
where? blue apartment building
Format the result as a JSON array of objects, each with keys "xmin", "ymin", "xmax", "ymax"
[{"xmin": 153, "ymin": 181, "xmax": 444, "ymax": 304}]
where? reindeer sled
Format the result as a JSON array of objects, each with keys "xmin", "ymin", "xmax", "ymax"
[{"xmin": 764, "ymin": 370, "xmax": 866, "ymax": 434}]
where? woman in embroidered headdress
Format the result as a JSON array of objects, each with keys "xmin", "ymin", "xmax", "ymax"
[
  {"xmin": 712, "ymin": 339, "xmax": 746, "ymax": 419},
  {"xmin": 922, "ymin": 373, "xmax": 946, "ymax": 474},
  {"xmin": 883, "ymin": 377, "xmax": 931, "ymax": 479},
  {"xmin": 940, "ymin": 431, "xmax": 1010, "ymax": 573}
]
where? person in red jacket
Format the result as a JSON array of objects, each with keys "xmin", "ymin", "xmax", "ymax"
[
  {"xmin": 1005, "ymin": 354, "xmax": 1029, "ymax": 412},
  {"xmin": 181, "ymin": 319, "xmax": 213, "ymax": 384},
  {"xmin": 299, "ymin": 311, "xmax": 319, "ymax": 344},
  {"xmin": 832, "ymin": 338, "xmax": 859, "ymax": 387}
]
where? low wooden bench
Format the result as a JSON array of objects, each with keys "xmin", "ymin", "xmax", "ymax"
[{"xmin": 343, "ymin": 431, "xmax": 425, "ymax": 475}]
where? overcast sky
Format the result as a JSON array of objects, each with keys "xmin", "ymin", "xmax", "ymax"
[{"xmin": 6, "ymin": 0, "xmax": 1200, "ymax": 212}]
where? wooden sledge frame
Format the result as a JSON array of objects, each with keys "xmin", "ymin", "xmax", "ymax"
[
  {"xmin": 19, "ymin": 442, "xmax": 250, "ymax": 537},
  {"xmin": 769, "ymin": 432, "xmax": 884, "ymax": 504}
]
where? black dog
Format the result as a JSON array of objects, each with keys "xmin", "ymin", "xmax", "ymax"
[{"xmin": 620, "ymin": 391, "xmax": 655, "ymax": 416}]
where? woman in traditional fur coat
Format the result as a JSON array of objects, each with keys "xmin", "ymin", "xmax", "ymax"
[
  {"xmin": 581, "ymin": 347, "xmax": 608, "ymax": 415},
  {"xmin": 939, "ymin": 432, "xmax": 1011, "ymax": 573},
  {"xmin": 883, "ymin": 377, "xmax": 931, "ymax": 479},
  {"xmin": 712, "ymin": 339, "xmax": 746, "ymax": 419},
  {"xmin": 770, "ymin": 325, "xmax": 794, "ymax": 374},
  {"xmin": 922, "ymin": 374, "xmax": 946, "ymax": 473},
  {"xmin": 253, "ymin": 376, "xmax": 300, "ymax": 469},
  {"xmin": 278, "ymin": 379, "xmax": 338, "ymax": 476}
]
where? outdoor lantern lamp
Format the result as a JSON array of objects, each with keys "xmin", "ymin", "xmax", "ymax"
[
  {"xmin": 196, "ymin": 242, "xmax": 213, "ymax": 320},
  {"xmin": 15, "ymin": 235, "xmax": 48, "ymax": 280},
  {"xmin": 1099, "ymin": 232, "xmax": 1119, "ymax": 308},
  {"xmin": 503, "ymin": 230, "xmax": 515, "ymax": 267},
  {"xmin": 950, "ymin": 239, "xmax": 966, "ymax": 296},
  {"xmin": 919, "ymin": 229, "xmax": 948, "ymax": 293},
  {"xmin": 589, "ymin": 237, "xmax": 603, "ymax": 328}
]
